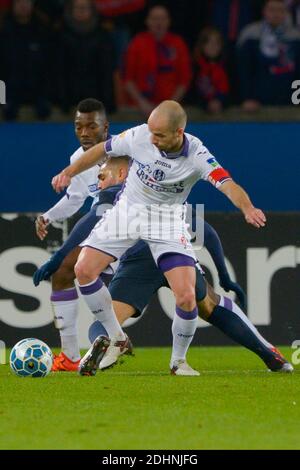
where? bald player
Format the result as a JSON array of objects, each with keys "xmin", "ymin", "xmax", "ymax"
[{"xmin": 51, "ymin": 100, "xmax": 288, "ymax": 377}]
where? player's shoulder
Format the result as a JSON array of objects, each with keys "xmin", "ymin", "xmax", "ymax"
[
  {"xmin": 184, "ymin": 132, "xmax": 213, "ymax": 169},
  {"xmin": 185, "ymin": 133, "xmax": 208, "ymax": 156},
  {"xmin": 101, "ymin": 184, "xmax": 122, "ymax": 196},
  {"xmin": 117, "ymin": 124, "xmax": 148, "ymax": 141},
  {"xmin": 70, "ymin": 146, "xmax": 84, "ymax": 164}
]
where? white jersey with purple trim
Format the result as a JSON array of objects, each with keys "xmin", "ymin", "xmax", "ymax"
[
  {"xmin": 104, "ymin": 124, "xmax": 231, "ymax": 206},
  {"xmin": 43, "ymin": 147, "xmax": 100, "ymax": 223}
]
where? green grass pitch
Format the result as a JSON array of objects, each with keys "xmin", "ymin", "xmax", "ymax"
[{"xmin": 0, "ymin": 346, "xmax": 299, "ymax": 450}]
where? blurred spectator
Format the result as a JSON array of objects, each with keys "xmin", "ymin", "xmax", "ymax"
[
  {"xmin": 0, "ymin": 0, "xmax": 11, "ymax": 13},
  {"xmin": 237, "ymin": 0, "xmax": 300, "ymax": 110},
  {"xmin": 205, "ymin": 0, "xmax": 261, "ymax": 104},
  {"xmin": 123, "ymin": 5, "xmax": 192, "ymax": 116},
  {"xmin": 34, "ymin": 0, "xmax": 64, "ymax": 28},
  {"xmin": 56, "ymin": 0, "xmax": 115, "ymax": 113},
  {"xmin": 94, "ymin": 0, "xmax": 145, "ymax": 17},
  {"xmin": 206, "ymin": 0, "xmax": 261, "ymax": 44},
  {"xmin": 94, "ymin": 1, "xmax": 146, "ymax": 69},
  {"xmin": 194, "ymin": 28, "xmax": 229, "ymax": 114},
  {"xmin": 0, "ymin": 0, "xmax": 51, "ymax": 120},
  {"xmin": 285, "ymin": 0, "xmax": 300, "ymax": 27},
  {"xmin": 147, "ymin": 0, "xmax": 207, "ymax": 47}
]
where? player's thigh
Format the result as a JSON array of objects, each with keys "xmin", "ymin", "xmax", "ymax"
[
  {"xmin": 164, "ymin": 266, "xmax": 196, "ymax": 303},
  {"xmin": 75, "ymin": 246, "xmax": 115, "ymax": 278},
  {"xmin": 147, "ymin": 238, "xmax": 197, "ymax": 296},
  {"xmin": 194, "ymin": 263, "xmax": 207, "ymax": 303},
  {"xmin": 51, "ymin": 247, "xmax": 82, "ymax": 289},
  {"xmin": 109, "ymin": 261, "xmax": 167, "ymax": 315},
  {"xmin": 58, "ymin": 246, "xmax": 81, "ymax": 273}
]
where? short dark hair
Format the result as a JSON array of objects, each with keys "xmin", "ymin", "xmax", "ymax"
[
  {"xmin": 104, "ymin": 156, "xmax": 131, "ymax": 167},
  {"xmin": 76, "ymin": 98, "xmax": 106, "ymax": 117}
]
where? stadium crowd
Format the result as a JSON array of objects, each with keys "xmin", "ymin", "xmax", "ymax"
[{"xmin": 0, "ymin": 0, "xmax": 300, "ymax": 119}]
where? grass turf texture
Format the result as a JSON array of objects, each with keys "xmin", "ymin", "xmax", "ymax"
[{"xmin": 0, "ymin": 346, "xmax": 299, "ymax": 450}]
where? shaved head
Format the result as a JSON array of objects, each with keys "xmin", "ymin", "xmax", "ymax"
[
  {"xmin": 147, "ymin": 101, "xmax": 187, "ymax": 153},
  {"xmin": 149, "ymin": 100, "xmax": 187, "ymax": 132}
]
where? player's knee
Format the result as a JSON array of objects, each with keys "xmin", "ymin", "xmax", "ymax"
[
  {"xmin": 175, "ymin": 289, "xmax": 196, "ymax": 311},
  {"xmin": 74, "ymin": 260, "xmax": 95, "ymax": 284}
]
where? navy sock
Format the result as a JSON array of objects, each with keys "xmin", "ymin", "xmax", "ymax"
[
  {"xmin": 88, "ymin": 320, "xmax": 108, "ymax": 344},
  {"xmin": 207, "ymin": 299, "xmax": 275, "ymax": 364}
]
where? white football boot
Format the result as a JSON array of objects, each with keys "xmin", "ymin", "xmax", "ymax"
[
  {"xmin": 99, "ymin": 333, "xmax": 133, "ymax": 370},
  {"xmin": 170, "ymin": 359, "xmax": 200, "ymax": 376}
]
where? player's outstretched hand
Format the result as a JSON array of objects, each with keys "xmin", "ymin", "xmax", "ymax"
[
  {"xmin": 33, "ymin": 255, "xmax": 63, "ymax": 286},
  {"xmin": 35, "ymin": 215, "xmax": 49, "ymax": 240},
  {"xmin": 244, "ymin": 207, "xmax": 266, "ymax": 228},
  {"xmin": 219, "ymin": 274, "xmax": 247, "ymax": 311},
  {"xmin": 52, "ymin": 172, "xmax": 71, "ymax": 193}
]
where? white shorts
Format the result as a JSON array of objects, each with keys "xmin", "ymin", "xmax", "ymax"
[{"xmin": 80, "ymin": 197, "xmax": 197, "ymax": 265}]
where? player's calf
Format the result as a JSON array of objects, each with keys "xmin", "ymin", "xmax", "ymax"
[
  {"xmin": 199, "ymin": 285, "xmax": 293, "ymax": 373},
  {"xmin": 51, "ymin": 287, "xmax": 81, "ymax": 363}
]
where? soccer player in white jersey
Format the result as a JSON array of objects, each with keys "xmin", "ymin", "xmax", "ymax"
[
  {"xmin": 35, "ymin": 98, "xmax": 110, "ymax": 371},
  {"xmin": 52, "ymin": 100, "xmax": 267, "ymax": 376}
]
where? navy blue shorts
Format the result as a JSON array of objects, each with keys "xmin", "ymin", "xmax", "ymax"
[{"xmin": 109, "ymin": 245, "xmax": 207, "ymax": 315}]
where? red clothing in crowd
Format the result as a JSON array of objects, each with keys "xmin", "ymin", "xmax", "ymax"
[
  {"xmin": 124, "ymin": 31, "xmax": 192, "ymax": 104},
  {"xmin": 195, "ymin": 55, "xmax": 229, "ymax": 102},
  {"xmin": 94, "ymin": 0, "xmax": 145, "ymax": 17},
  {"xmin": 0, "ymin": 0, "xmax": 11, "ymax": 9}
]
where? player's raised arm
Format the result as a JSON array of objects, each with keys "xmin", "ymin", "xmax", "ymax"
[
  {"xmin": 52, "ymin": 142, "xmax": 106, "ymax": 193},
  {"xmin": 218, "ymin": 180, "xmax": 266, "ymax": 228},
  {"xmin": 195, "ymin": 147, "xmax": 266, "ymax": 229}
]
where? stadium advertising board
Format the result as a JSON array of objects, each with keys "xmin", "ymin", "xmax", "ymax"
[{"xmin": 0, "ymin": 213, "xmax": 299, "ymax": 348}]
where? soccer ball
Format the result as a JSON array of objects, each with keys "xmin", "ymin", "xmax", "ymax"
[{"xmin": 10, "ymin": 338, "xmax": 53, "ymax": 377}]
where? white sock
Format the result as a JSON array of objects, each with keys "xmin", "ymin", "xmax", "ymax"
[
  {"xmin": 78, "ymin": 278, "xmax": 125, "ymax": 340},
  {"xmin": 170, "ymin": 306, "xmax": 198, "ymax": 368},
  {"xmin": 60, "ymin": 335, "xmax": 80, "ymax": 362},
  {"xmin": 51, "ymin": 288, "xmax": 80, "ymax": 362}
]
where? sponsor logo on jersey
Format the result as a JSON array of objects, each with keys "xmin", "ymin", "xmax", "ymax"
[
  {"xmin": 88, "ymin": 184, "xmax": 99, "ymax": 193},
  {"xmin": 154, "ymin": 160, "xmax": 172, "ymax": 169},
  {"xmin": 207, "ymin": 157, "xmax": 219, "ymax": 168},
  {"xmin": 152, "ymin": 169, "xmax": 166, "ymax": 182},
  {"xmin": 135, "ymin": 159, "xmax": 184, "ymax": 193}
]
